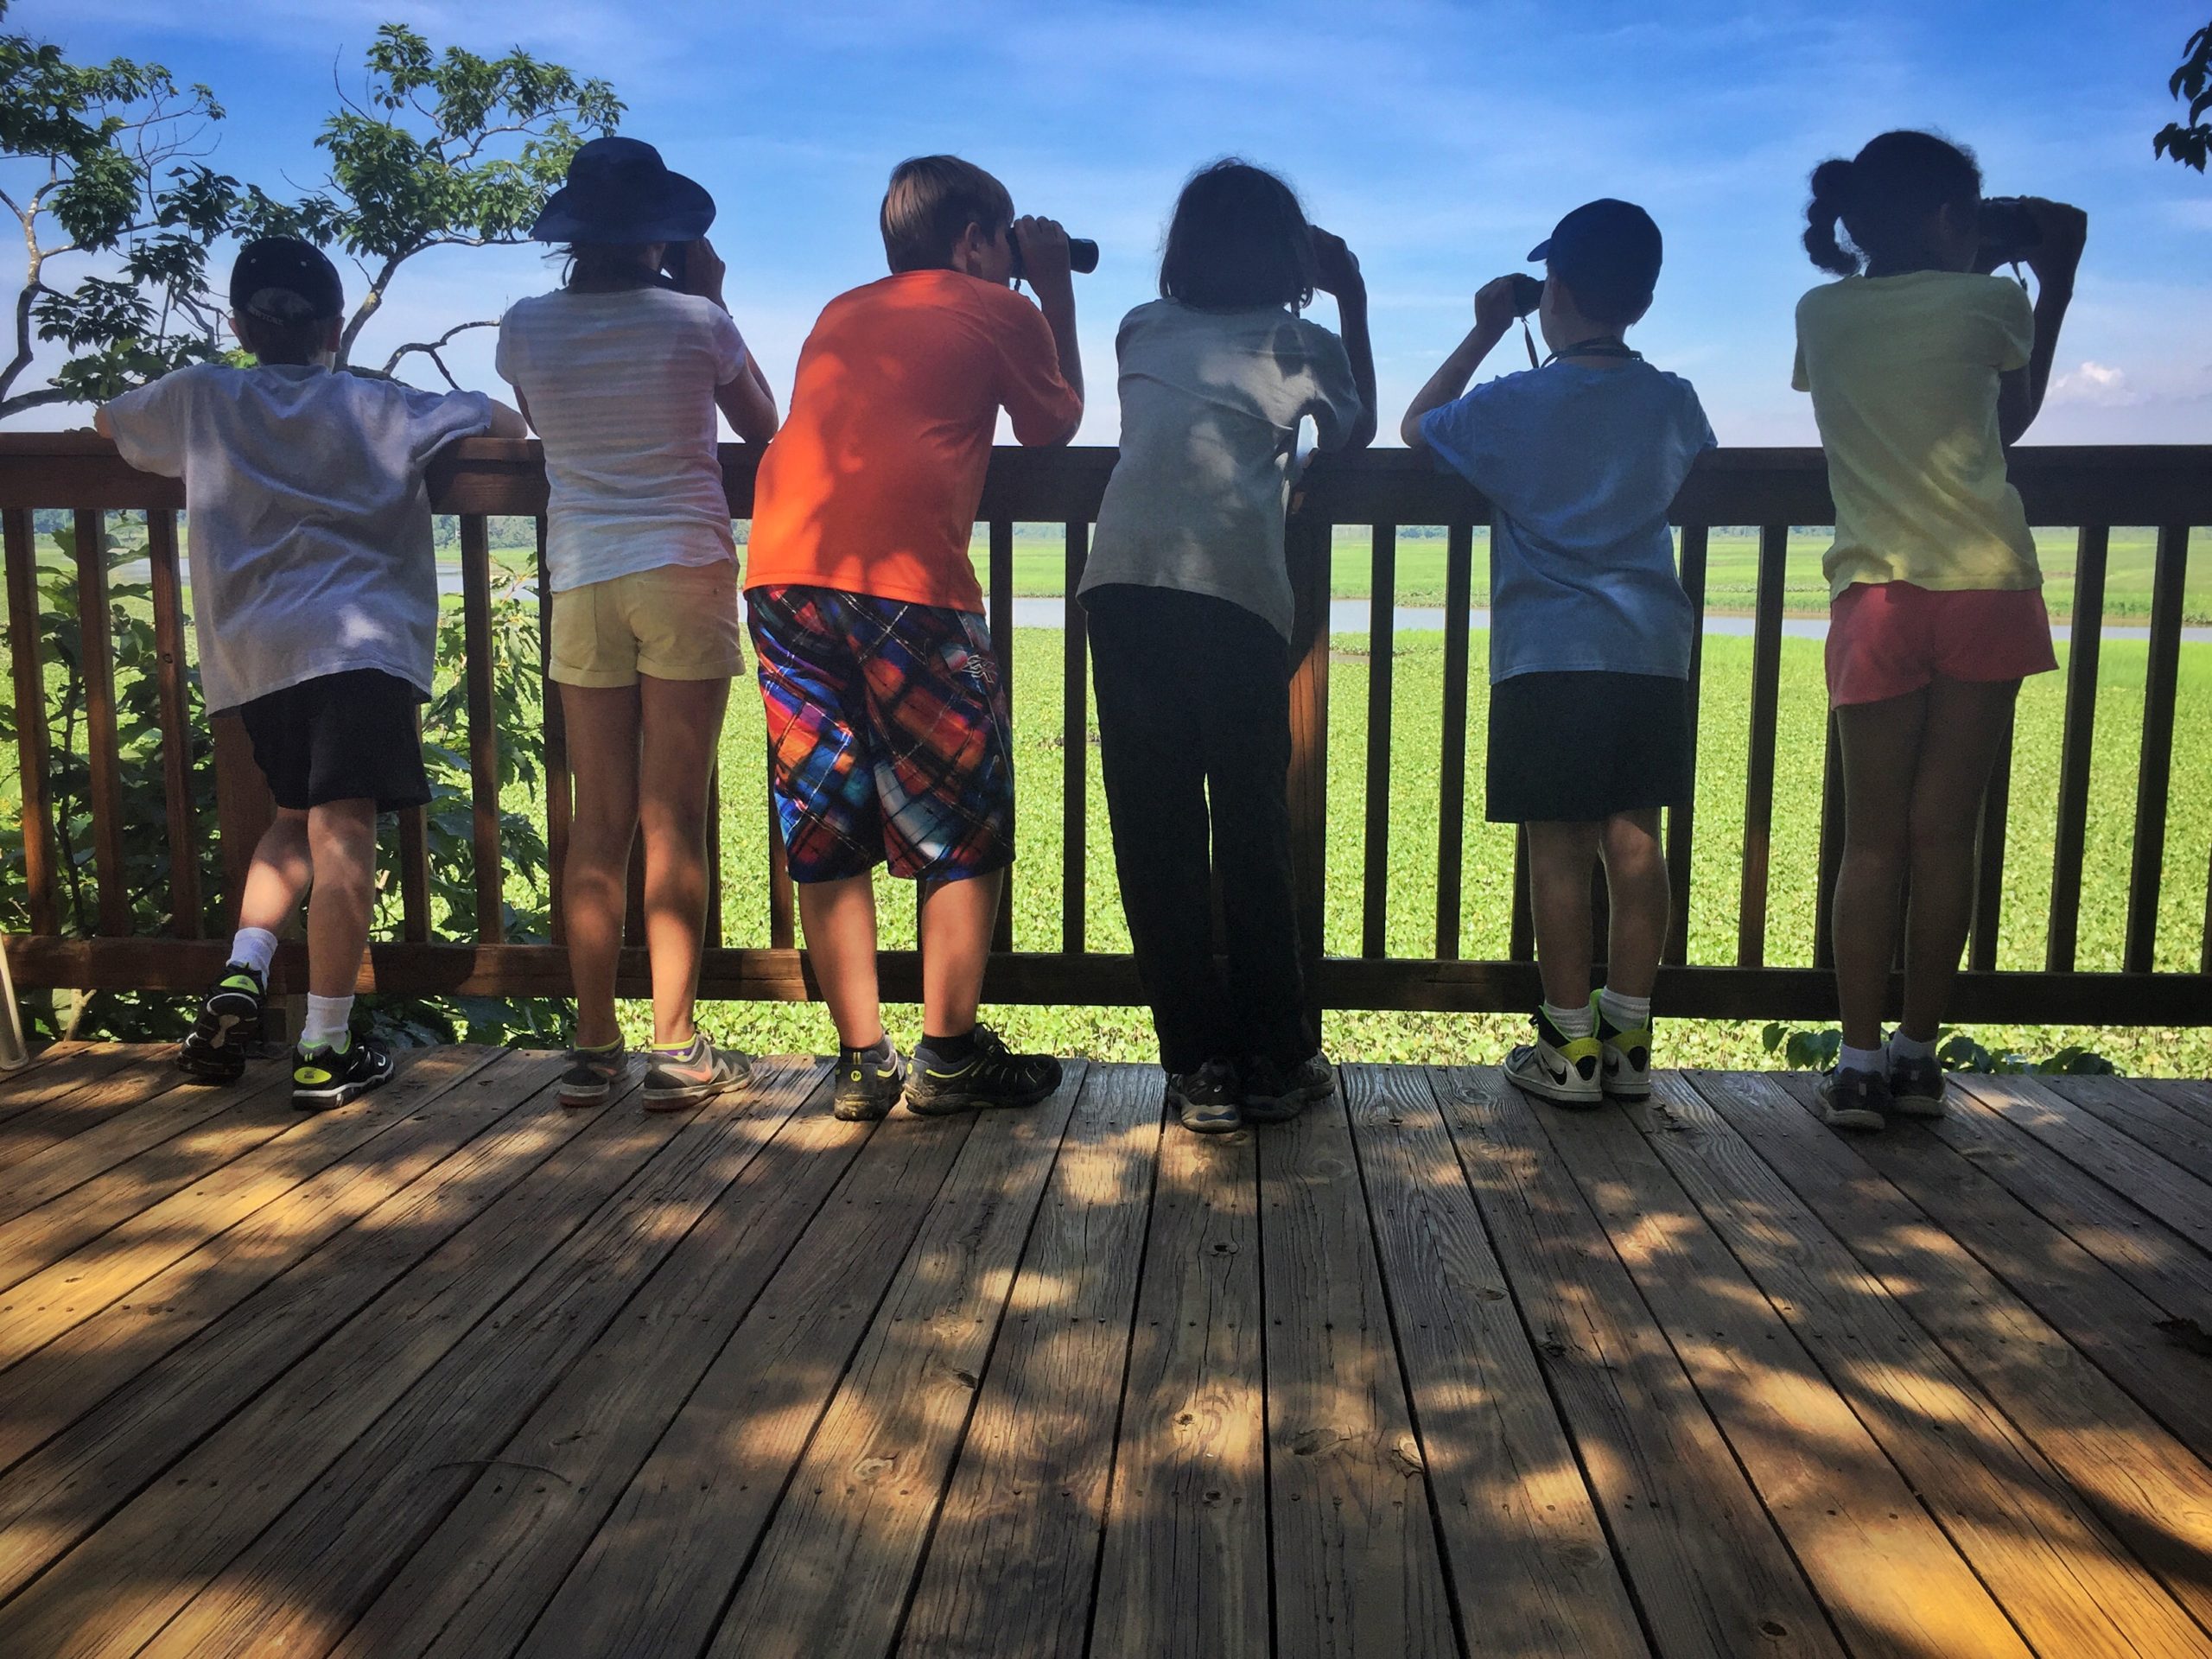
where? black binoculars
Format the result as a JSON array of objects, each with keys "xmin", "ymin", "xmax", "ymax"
[
  {"xmin": 1978, "ymin": 197, "xmax": 2043, "ymax": 267},
  {"xmin": 1007, "ymin": 228, "xmax": 1100, "ymax": 283}
]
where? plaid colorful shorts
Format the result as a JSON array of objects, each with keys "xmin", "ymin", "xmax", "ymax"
[{"xmin": 748, "ymin": 585, "xmax": 1015, "ymax": 884}]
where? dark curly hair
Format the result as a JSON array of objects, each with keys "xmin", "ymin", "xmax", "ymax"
[{"xmin": 1804, "ymin": 130, "xmax": 1981, "ymax": 276}]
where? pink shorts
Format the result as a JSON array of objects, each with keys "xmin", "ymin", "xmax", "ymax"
[{"xmin": 1826, "ymin": 582, "xmax": 2057, "ymax": 707}]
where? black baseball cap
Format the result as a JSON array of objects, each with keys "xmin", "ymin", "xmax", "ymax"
[
  {"xmin": 229, "ymin": 237, "xmax": 345, "ymax": 323},
  {"xmin": 1528, "ymin": 199, "xmax": 1662, "ymax": 320}
]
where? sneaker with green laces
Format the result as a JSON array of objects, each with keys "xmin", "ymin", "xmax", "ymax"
[
  {"xmin": 177, "ymin": 963, "xmax": 267, "ymax": 1084},
  {"xmin": 559, "ymin": 1039, "xmax": 627, "ymax": 1108},
  {"xmin": 901, "ymin": 1025, "xmax": 1061, "ymax": 1116},
  {"xmin": 1592, "ymin": 992, "xmax": 1654, "ymax": 1100},
  {"xmin": 834, "ymin": 1038, "xmax": 908, "ymax": 1122},
  {"xmin": 1504, "ymin": 1007, "xmax": 1604, "ymax": 1108},
  {"xmin": 292, "ymin": 1032, "xmax": 393, "ymax": 1111},
  {"xmin": 641, "ymin": 1033, "xmax": 754, "ymax": 1112}
]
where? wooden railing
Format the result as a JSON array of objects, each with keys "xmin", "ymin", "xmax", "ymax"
[{"xmin": 5, "ymin": 434, "xmax": 2209, "ymax": 1027}]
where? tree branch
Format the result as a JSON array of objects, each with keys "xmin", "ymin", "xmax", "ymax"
[
  {"xmin": 0, "ymin": 384, "xmax": 82, "ymax": 421},
  {"xmin": 381, "ymin": 317, "xmax": 496, "ymax": 382}
]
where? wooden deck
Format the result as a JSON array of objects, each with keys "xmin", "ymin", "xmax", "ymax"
[{"xmin": 0, "ymin": 1047, "xmax": 2208, "ymax": 1656}]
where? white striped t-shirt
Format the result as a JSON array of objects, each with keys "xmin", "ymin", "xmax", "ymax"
[{"xmin": 496, "ymin": 286, "xmax": 749, "ymax": 592}]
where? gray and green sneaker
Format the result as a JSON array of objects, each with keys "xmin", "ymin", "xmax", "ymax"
[
  {"xmin": 902, "ymin": 1026, "xmax": 1061, "ymax": 1116},
  {"xmin": 177, "ymin": 963, "xmax": 267, "ymax": 1084},
  {"xmin": 1818, "ymin": 1065, "xmax": 1891, "ymax": 1132},
  {"xmin": 559, "ymin": 1039, "xmax": 626, "ymax": 1108},
  {"xmin": 641, "ymin": 1033, "xmax": 754, "ymax": 1113},
  {"xmin": 292, "ymin": 1033, "xmax": 393, "ymax": 1112},
  {"xmin": 1887, "ymin": 1050, "xmax": 1947, "ymax": 1119},
  {"xmin": 834, "ymin": 1036, "xmax": 908, "ymax": 1122}
]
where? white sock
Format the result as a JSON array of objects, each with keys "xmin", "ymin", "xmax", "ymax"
[
  {"xmin": 229, "ymin": 927, "xmax": 279, "ymax": 979},
  {"xmin": 1840, "ymin": 1040, "xmax": 1887, "ymax": 1076},
  {"xmin": 1541, "ymin": 1000, "xmax": 1595, "ymax": 1039},
  {"xmin": 1890, "ymin": 1029, "xmax": 1938, "ymax": 1065},
  {"xmin": 1597, "ymin": 988, "xmax": 1651, "ymax": 1031},
  {"xmin": 302, "ymin": 995, "xmax": 354, "ymax": 1052}
]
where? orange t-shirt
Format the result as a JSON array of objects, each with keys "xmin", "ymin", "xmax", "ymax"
[{"xmin": 745, "ymin": 269, "xmax": 1082, "ymax": 613}]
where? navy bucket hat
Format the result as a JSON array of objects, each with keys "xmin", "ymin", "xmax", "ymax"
[
  {"xmin": 530, "ymin": 137, "xmax": 715, "ymax": 245},
  {"xmin": 1529, "ymin": 198, "xmax": 1663, "ymax": 320}
]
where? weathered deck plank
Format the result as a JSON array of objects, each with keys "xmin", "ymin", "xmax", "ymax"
[{"xmin": 0, "ymin": 1050, "xmax": 2209, "ymax": 1659}]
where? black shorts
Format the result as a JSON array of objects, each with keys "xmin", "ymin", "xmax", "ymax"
[
  {"xmin": 237, "ymin": 669, "xmax": 430, "ymax": 813},
  {"xmin": 1486, "ymin": 671, "xmax": 1692, "ymax": 823}
]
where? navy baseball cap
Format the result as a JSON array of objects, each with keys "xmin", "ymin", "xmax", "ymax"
[
  {"xmin": 1528, "ymin": 199, "xmax": 1663, "ymax": 320},
  {"xmin": 229, "ymin": 237, "xmax": 345, "ymax": 323}
]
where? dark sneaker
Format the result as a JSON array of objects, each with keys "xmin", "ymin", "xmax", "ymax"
[
  {"xmin": 1168, "ymin": 1058, "xmax": 1243, "ymax": 1135},
  {"xmin": 1818, "ymin": 1065, "xmax": 1891, "ymax": 1132},
  {"xmin": 292, "ymin": 1034, "xmax": 393, "ymax": 1111},
  {"xmin": 834, "ymin": 1039, "xmax": 908, "ymax": 1122},
  {"xmin": 559, "ymin": 1039, "xmax": 626, "ymax": 1109},
  {"xmin": 177, "ymin": 963, "xmax": 267, "ymax": 1084},
  {"xmin": 1592, "ymin": 993, "xmax": 1653, "ymax": 1100},
  {"xmin": 1888, "ymin": 1052, "xmax": 1946, "ymax": 1118},
  {"xmin": 902, "ymin": 1025, "xmax": 1061, "ymax": 1116},
  {"xmin": 1243, "ymin": 1052, "xmax": 1335, "ymax": 1124},
  {"xmin": 641, "ymin": 1034, "xmax": 754, "ymax": 1113},
  {"xmin": 1505, "ymin": 1009, "xmax": 1603, "ymax": 1108}
]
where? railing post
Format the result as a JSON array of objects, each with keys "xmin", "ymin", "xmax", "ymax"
[
  {"xmin": 1062, "ymin": 520, "xmax": 1089, "ymax": 955},
  {"xmin": 537, "ymin": 518, "xmax": 571, "ymax": 945},
  {"xmin": 460, "ymin": 515, "xmax": 505, "ymax": 943},
  {"xmin": 144, "ymin": 510, "xmax": 202, "ymax": 938},
  {"xmin": 988, "ymin": 518, "xmax": 1014, "ymax": 955},
  {"xmin": 1285, "ymin": 498, "xmax": 1331, "ymax": 1017},
  {"xmin": 3, "ymin": 506, "xmax": 56, "ymax": 936},
  {"xmin": 1361, "ymin": 523, "xmax": 1396, "ymax": 959},
  {"xmin": 1736, "ymin": 523, "xmax": 1788, "ymax": 965},
  {"xmin": 1663, "ymin": 524, "xmax": 1708, "ymax": 964},
  {"xmin": 2124, "ymin": 524, "xmax": 2189, "ymax": 973},
  {"xmin": 2046, "ymin": 524, "xmax": 2107, "ymax": 972},
  {"xmin": 1433, "ymin": 522, "xmax": 1473, "ymax": 959},
  {"xmin": 73, "ymin": 511, "xmax": 130, "ymax": 936}
]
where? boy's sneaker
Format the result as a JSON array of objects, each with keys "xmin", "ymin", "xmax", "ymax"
[
  {"xmin": 1168, "ymin": 1058, "xmax": 1243, "ymax": 1135},
  {"xmin": 1592, "ymin": 993, "xmax": 1653, "ymax": 1100},
  {"xmin": 834, "ymin": 1039, "xmax": 908, "ymax": 1122},
  {"xmin": 1505, "ymin": 1008, "xmax": 1603, "ymax": 1108},
  {"xmin": 902, "ymin": 1025, "xmax": 1061, "ymax": 1116},
  {"xmin": 641, "ymin": 1034, "xmax": 754, "ymax": 1113},
  {"xmin": 1242, "ymin": 1052, "xmax": 1335, "ymax": 1124},
  {"xmin": 177, "ymin": 963, "xmax": 267, "ymax": 1084},
  {"xmin": 559, "ymin": 1039, "xmax": 626, "ymax": 1109},
  {"xmin": 1887, "ymin": 1052, "xmax": 1947, "ymax": 1119},
  {"xmin": 1818, "ymin": 1065, "xmax": 1891, "ymax": 1132},
  {"xmin": 291, "ymin": 1033, "xmax": 393, "ymax": 1112}
]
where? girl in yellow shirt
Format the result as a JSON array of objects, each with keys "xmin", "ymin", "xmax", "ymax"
[{"xmin": 1792, "ymin": 129, "xmax": 2084, "ymax": 1131}]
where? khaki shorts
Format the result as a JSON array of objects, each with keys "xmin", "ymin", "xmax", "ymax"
[{"xmin": 549, "ymin": 560, "xmax": 744, "ymax": 687}]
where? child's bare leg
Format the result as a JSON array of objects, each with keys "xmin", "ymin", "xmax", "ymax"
[
  {"xmin": 559, "ymin": 683, "xmax": 642, "ymax": 1048},
  {"xmin": 305, "ymin": 799, "xmax": 378, "ymax": 999},
  {"xmin": 796, "ymin": 874, "xmax": 883, "ymax": 1048},
  {"xmin": 918, "ymin": 871, "xmax": 1002, "ymax": 1038},
  {"xmin": 637, "ymin": 674, "xmax": 729, "ymax": 1048},
  {"xmin": 1833, "ymin": 690, "xmax": 1929, "ymax": 1051},
  {"xmin": 1900, "ymin": 679, "xmax": 2018, "ymax": 1041},
  {"xmin": 237, "ymin": 810, "xmax": 313, "ymax": 936},
  {"xmin": 1598, "ymin": 809, "xmax": 1669, "ymax": 1000},
  {"xmin": 1525, "ymin": 822, "xmax": 1605, "ymax": 1009}
]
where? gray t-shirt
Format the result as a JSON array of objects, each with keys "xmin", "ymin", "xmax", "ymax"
[
  {"xmin": 1080, "ymin": 299, "xmax": 1363, "ymax": 639},
  {"xmin": 104, "ymin": 363, "xmax": 493, "ymax": 713}
]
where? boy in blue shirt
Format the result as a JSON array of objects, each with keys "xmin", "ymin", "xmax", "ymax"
[{"xmin": 1403, "ymin": 200, "xmax": 1714, "ymax": 1107}]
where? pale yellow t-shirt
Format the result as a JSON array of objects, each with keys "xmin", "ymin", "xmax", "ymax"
[{"xmin": 1792, "ymin": 271, "xmax": 2039, "ymax": 598}]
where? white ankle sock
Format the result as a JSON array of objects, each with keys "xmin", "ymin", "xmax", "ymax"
[
  {"xmin": 1597, "ymin": 988, "xmax": 1650, "ymax": 1031},
  {"xmin": 1542, "ymin": 1000, "xmax": 1595, "ymax": 1039},
  {"xmin": 1840, "ymin": 1040, "xmax": 1887, "ymax": 1076},
  {"xmin": 229, "ymin": 927, "xmax": 279, "ymax": 978},
  {"xmin": 1890, "ymin": 1029, "xmax": 1938, "ymax": 1065},
  {"xmin": 302, "ymin": 995, "xmax": 354, "ymax": 1052}
]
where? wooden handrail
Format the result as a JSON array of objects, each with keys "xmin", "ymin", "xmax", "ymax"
[{"xmin": 3, "ymin": 436, "xmax": 2209, "ymax": 1027}]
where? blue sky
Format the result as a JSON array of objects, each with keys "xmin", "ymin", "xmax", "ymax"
[{"xmin": 23, "ymin": 0, "xmax": 2212, "ymax": 442}]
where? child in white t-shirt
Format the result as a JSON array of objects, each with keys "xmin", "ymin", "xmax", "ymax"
[{"xmin": 98, "ymin": 236, "xmax": 525, "ymax": 1109}]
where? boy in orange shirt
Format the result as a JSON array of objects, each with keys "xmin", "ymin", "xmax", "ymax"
[{"xmin": 746, "ymin": 154, "xmax": 1083, "ymax": 1121}]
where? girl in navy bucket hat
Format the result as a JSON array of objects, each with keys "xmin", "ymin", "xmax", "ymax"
[{"xmin": 499, "ymin": 137, "xmax": 780, "ymax": 1111}]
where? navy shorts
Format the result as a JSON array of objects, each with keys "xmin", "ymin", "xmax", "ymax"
[
  {"xmin": 237, "ymin": 669, "xmax": 430, "ymax": 813},
  {"xmin": 1486, "ymin": 671, "xmax": 1692, "ymax": 823}
]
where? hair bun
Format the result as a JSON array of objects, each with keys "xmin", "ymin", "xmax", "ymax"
[{"xmin": 1809, "ymin": 157, "xmax": 1855, "ymax": 207}]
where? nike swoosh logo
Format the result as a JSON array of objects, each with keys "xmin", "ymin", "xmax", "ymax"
[{"xmin": 1542, "ymin": 1058, "xmax": 1568, "ymax": 1084}]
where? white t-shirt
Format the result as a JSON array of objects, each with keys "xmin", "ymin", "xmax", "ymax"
[
  {"xmin": 497, "ymin": 287, "xmax": 750, "ymax": 592},
  {"xmin": 1079, "ymin": 299, "xmax": 1363, "ymax": 640},
  {"xmin": 102, "ymin": 362, "xmax": 493, "ymax": 714}
]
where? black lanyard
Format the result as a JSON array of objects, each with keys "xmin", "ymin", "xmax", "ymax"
[{"xmin": 1542, "ymin": 337, "xmax": 1643, "ymax": 365}]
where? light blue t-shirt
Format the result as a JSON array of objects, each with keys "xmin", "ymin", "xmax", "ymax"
[{"xmin": 1420, "ymin": 359, "xmax": 1715, "ymax": 683}]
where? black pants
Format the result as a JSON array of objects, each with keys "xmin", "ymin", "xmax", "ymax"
[{"xmin": 1087, "ymin": 585, "xmax": 1313, "ymax": 1075}]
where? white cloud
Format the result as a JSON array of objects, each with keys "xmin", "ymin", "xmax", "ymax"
[{"xmin": 2047, "ymin": 359, "xmax": 2139, "ymax": 407}]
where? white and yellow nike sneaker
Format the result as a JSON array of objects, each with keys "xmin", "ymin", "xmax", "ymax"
[
  {"xmin": 1504, "ymin": 1007, "xmax": 1604, "ymax": 1109},
  {"xmin": 1593, "ymin": 992, "xmax": 1654, "ymax": 1100}
]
